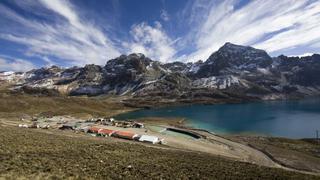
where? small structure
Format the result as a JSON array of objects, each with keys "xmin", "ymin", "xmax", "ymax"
[
  {"xmin": 132, "ymin": 122, "xmax": 144, "ymax": 128},
  {"xmin": 112, "ymin": 131, "xmax": 139, "ymax": 140},
  {"xmin": 139, "ymin": 135, "xmax": 161, "ymax": 144},
  {"xmin": 76, "ymin": 126, "xmax": 90, "ymax": 133},
  {"xmin": 18, "ymin": 124, "xmax": 29, "ymax": 128},
  {"xmin": 18, "ymin": 123, "xmax": 37, "ymax": 128},
  {"xmin": 59, "ymin": 122, "xmax": 77, "ymax": 130},
  {"xmin": 166, "ymin": 128, "xmax": 201, "ymax": 139},
  {"xmin": 100, "ymin": 119, "xmax": 113, "ymax": 126},
  {"xmin": 37, "ymin": 124, "xmax": 50, "ymax": 129},
  {"xmin": 115, "ymin": 121, "xmax": 131, "ymax": 128}
]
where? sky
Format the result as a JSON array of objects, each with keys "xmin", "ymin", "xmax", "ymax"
[{"xmin": 0, "ymin": 0, "xmax": 320, "ymax": 72}]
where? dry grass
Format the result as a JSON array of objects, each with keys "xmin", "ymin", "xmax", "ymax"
[
  {"xmin": 0, "ymin": 125, "xmax": 318, "ymax": 180},
  {"xmin": 226, "ymin": 135, "xmax": 320, "ymax": 173},
  {"xmin": 0, "ymin": 92, "xmax": 134, "ymax": 120}
]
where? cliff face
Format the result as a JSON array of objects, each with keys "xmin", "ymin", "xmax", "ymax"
[{"xmin": 1, "ymin": 43, "xmax": 320, "ymax": 102}]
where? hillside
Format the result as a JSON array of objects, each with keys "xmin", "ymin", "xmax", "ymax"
[{"xmin": 0, "ymin": 125, "xmax": 318, "ymax": 179}]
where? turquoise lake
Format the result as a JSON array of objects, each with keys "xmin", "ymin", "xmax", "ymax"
[{"xmin": 116, "ymin": 99, "xmax": 320, "ymax": 138}]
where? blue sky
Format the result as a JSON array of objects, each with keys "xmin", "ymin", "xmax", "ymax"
[{"xmin": 0, "ymin": 0, "xmax": 320, "ymax": 71}]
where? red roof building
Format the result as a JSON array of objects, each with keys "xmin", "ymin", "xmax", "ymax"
[
  {"xmin": 112, "ymin": 131, "xmax": 139, "ymax": 140},
  {"xmin": 98, "ymin": 129, "xmax": 116, "ymax": 136},
  {"xmin": 88, "ymin": 127, "xmax": 101, "ymax": 134}
]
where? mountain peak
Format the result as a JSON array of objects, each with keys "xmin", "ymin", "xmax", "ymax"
[
  {"xmin": 221, "ymin": 42, "xmax": 238, "ymax": 47},
  {"xmin": 219, "ymin": 42, "xmax": 258, "ymax": 52},
  {"xmin": 214, "ymin": 42, "xmax": 271, "ymax": 62},
  {"xmin": 128, "ymin": 53, "xmax": 145, "ymax": 58},
  {"xmin": 192, "ymin": 43, "xmax": 273, "ymax": 77}
]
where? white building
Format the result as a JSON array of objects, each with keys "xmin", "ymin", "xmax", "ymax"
[{"xmin": 139, "ymin": 135, "xmax": 161, "ymax": 144}]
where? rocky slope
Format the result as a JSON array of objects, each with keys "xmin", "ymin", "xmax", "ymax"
[{"xmin": 1, "ymin": 43, "xmax": 320, "ymax": 103}]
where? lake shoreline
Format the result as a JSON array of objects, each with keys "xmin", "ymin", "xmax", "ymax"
[
  {"xmin": 112, "ymin": 115, "xmax": 320, "ymax": 174},
  {"xmin": 117, "ymin": 98, "xmax": 320, "ymax": 139}
]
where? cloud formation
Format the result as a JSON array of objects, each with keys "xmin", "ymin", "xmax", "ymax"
[
  {"xmin": 0, "ymin": 0, "xmax": 319, "ymax": 70},
  {"xmin": 0, "ymin": 57, "xmax": 35, "ymax": 72},
  {"xmin": 0, "ymin": 0, "xmax": 120, "ymax": 66},
  {"xmin": 124, "ymin": 22, "xmax": 176, "ymax": 62},
  {"xmin": 180, "ymin": 0, "xmax": 320, "ymax": 61},
  {"xmin": 160, "ymin": 9, "xmax": 170, "ymax": 21}
]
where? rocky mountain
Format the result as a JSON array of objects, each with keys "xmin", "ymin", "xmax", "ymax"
[
  {"xmin": 191, "ymin": 42, "xmax": 273, "ymax": 78},
  {"xmin": 1, "ymin": 43, "xmax": 320, "ymax": 105}
]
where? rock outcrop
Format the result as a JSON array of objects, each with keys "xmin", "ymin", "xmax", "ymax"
[{"xmin": 1, "ymin": 43, "xmax": 319, "ymax": 103}]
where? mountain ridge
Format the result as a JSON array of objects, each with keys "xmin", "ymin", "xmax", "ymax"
[{"xmin": 1, "ymin": 43, "xmax": 320, "ymax": 106}]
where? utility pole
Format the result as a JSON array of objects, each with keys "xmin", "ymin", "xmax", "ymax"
[{"xmin": 317, "ymin": 130, "xmax": 319, "ymax": 144}]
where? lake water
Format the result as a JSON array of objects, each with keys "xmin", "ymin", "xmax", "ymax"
[{"xmin": 116, "ymin": 99, "xmax": 320, "ymax": 138}]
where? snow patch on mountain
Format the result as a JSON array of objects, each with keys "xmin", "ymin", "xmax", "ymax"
[
  {"xmin": 188, "ymin": 64, "xmax": 200, "ymax": 73},
  {"xmin": 0, "ymin": 71, "xmax": 26, "ymax": 83},
  {"xmin": 192, "ymin": 75, "xmax": 241, "ymax": 89}
]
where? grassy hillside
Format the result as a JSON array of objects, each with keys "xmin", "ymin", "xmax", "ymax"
[
  {"xmin": 0, "ymin": 92, "xmax": 133, "ymax": 120},
  {"xmin": 226, "ymin": 135, "xmax": 320, "ymax": 173},
  {"xmin": 0, "ymin": 125, "xmax": 318, "ymax": 179}
]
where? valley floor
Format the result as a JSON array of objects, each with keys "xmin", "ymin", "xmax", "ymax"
[{"xmin": 0, "ymin": 91, "xmax": 319, "ymax": 179}]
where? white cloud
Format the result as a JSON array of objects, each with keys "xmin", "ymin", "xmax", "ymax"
[
  {"xmin": 254, "ymin": 1, "xmax": 320, "ymax": 53},
  {"xmin": 289, "ymin": 52, "xmax": 314, "ymax": 57},
  {"xmin": 0, "ymin": 57, "xmax": 35, "ymax": 72},
  {"xmin": 179, "ymin": 0, "xmax": 320, "ymax": 62},
  {"xmin": 125, "ymin": 22, "xmax": 176, "ymax": 62},
  {"xmin": 42, "ymin": 56, "xmax": 55, "ymax": 67},
  {"xmin": 311, "ymin": 42, "xmax": 320, "ymax": 48},
  {"xmin": 0, "ymin": 0, "xmax": 120, "ymax": 66},
  {"xmin": 0, "ymin": 0, "xmax": 319, "ymax": 66},
  {"xmin": 160, "ymin": 9, "xmax": 170, "ymax": 21}
]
